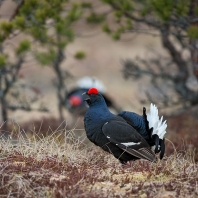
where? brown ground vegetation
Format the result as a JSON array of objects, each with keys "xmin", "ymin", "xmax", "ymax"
[{"xmin": 0, "ymin": 116, "xmax": 198, "ymax": 198}]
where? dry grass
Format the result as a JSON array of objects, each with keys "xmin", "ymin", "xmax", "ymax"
[{"xmin": 0, "ymin": 122, "xmax": 198, "ymax": 198}]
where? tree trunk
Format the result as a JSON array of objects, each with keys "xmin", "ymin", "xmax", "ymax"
[
  {"xmin": 0, "ymin": 70, "xmax": 8, "ymax": 136},
  {"xmin": 53, "ymin": 48, "xmax": 65, "ymax": 122},
  {"xmin": 0, "ymin": 94, "xmax": 9, "ymax": 137},
  {"xmin": 189, "ymin": 0, "xmax": 198, "ymax": 78},
  {"xmin": 190, "ymin": 21, "xmax": 198, "ymax": 78},
  {"xmin": 191, "ymin": 41, "xmax": 198, "ymax": 78}
]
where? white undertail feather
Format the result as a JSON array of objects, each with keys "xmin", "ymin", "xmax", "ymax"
[{"xmin": 147, "ymin": 103, "xmax": 167, "ymax": 139}]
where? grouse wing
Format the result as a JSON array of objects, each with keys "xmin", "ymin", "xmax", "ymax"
[{"xmin": 102, "ymin": 117, "xmax": 157, "ymax": 162}]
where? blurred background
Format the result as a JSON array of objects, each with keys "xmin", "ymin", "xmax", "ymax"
[{"xmin": 0, "ymin": 0, "xmax": 198, "ymax": 158}]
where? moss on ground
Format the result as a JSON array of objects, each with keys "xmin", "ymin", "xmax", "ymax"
[{"xmin": 0, "ymin": 129, "xmax": 198, "ymax": 197}]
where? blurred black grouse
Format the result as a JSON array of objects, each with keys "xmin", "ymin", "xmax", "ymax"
[
  {"xmin": 66, "ymin": 77, "xmax": 120, "ymax": 116},
  {"xmin": 66, "ymin": 87, "xmax": 117, "ymax": 116},
  {"xmin": 84, "ymin": 87, "xmax": 167, "ymax": 164}
]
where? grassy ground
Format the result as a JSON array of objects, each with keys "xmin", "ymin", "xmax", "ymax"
[{"xmin": 0, "ymin": 124, "xmax": 198, "ymax": 198}]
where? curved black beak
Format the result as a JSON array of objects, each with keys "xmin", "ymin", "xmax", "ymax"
[{"xmin": 82, "ymin": 92, "xmax": 91, "ymax": 104}]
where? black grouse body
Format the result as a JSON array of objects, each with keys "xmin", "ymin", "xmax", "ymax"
[{"xmin": 84, "ymin": 88, "xmax": 160, "ymax": 164}]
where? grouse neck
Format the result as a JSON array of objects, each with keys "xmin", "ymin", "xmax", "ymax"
[
  {"xmin": 87, "ymin": 100, "xmax": 114, "ymax": 118},
  {"xmin": 88, "ymin": 95, "xmax": 106, "ymax": 107}
]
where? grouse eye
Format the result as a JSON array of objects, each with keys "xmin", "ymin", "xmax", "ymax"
[{"xmin": 87, "ymin": 87, "xmax": 99, "ymax": 95}]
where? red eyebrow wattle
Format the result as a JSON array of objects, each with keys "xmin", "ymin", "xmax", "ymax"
[{"xmin": 87, "ymin": 87, "xmax": 99, "ymax": 95}]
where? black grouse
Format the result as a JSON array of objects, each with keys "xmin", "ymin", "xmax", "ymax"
[{"xmin": 83, "ymin": 87, "xmax": 167, "ymax": 164}]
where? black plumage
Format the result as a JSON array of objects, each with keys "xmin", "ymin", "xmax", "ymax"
[
  {"xmin": 118, "ymin": 108, "xmax": 165, "ymax": 159},
  {"xmin": 84, "ymin": 88, "xmax": 157, "ymax": 164}
]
